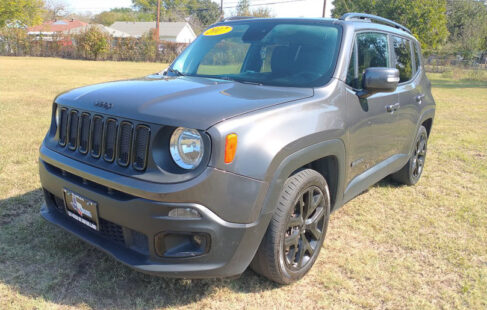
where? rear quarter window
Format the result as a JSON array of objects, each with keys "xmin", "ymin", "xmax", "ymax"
[
  {"xmin": 392, "ymin": 36, "xmax": 413, "ymax": 82},
  {"xmin": 414, "ymin": 42, "xmax": 421, "ymax": 72}
]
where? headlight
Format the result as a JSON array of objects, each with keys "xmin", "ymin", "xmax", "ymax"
[{"xmin": 169, "ymin": 127, "xmax": 204, "ymax": 169}]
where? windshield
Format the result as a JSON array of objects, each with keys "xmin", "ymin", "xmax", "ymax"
[{"xmin": 171, "ymin": 20, "xmax": 342, "ymax": 87}]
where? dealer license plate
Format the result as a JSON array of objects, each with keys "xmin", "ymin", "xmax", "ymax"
[{"xmin": 63, "ymin": 188, "xmax": 99, "ymax": 231}]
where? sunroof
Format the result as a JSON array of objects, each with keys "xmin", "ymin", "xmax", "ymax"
[{"xmin": 53, "ymin": 21, "xmax": 68, "ymax": 25}]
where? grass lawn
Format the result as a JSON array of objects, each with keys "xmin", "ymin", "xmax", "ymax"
[{"xmin": 0, "ymin": 56, "xmax": 486, "ymax": 309}]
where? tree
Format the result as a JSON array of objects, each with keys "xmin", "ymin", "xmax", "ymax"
[
  {"xmin": 131, "ymin": 0, "xmax": 221, "ymax": 27},
  {"xmin": 76, "ymin": 26, "xmax": 110, "ymax": 60},
  {"xmin": 0, "ymin": 0, "xmax": 45, "ymax": 27},
  {"xmin": 44, "ymin": 0, "xmax": 68, "ymax": 21},
  {"xmin": 93, "ymin": 8, "xmax": 152, "ymax": 26},
  {"xmin": 234, "ymin": 0, "xmax": 273, "ymax": 17},
  {"xmin": 331, "ymin": 0, "xmax": 449, "ymax": 52},
  {"xmin": 445, "ymin": 0, "xmax": 487, "ymax": 59},
  {"xmin": 190, "ymin": 0, "xmax": 220, "ymax": 26},
  {"xmin": 250, "ymin": 7, "xmax": 272, "ymax": 18},
  {"xmin": 236, "ymin": 0, "xmax": 251, "ymax": 16}
]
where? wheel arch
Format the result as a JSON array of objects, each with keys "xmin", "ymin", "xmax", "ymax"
[
  {"xmin": 260, "ymin": 138, "xmax": 346, "ymax": 217},
  {"xmin": 421, "ymin": 118, "xmax": 433, "ymax": 137}
]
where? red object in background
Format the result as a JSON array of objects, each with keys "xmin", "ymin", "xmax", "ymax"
[{"xmin": 27, "ymin": 19, "xmax": 88, "ymax": 34}]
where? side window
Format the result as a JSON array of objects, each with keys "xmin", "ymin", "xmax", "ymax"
[
  {"xmin": 392, "ymin": 36, "xmax": 413, "ymax": 82},
  {"xmin": 414, "ymin": 42, "xmax": 421, "ymax": 72},
  {"xmin": 348, "ymin": 32, "xmax": 389, "ymax": 88}
]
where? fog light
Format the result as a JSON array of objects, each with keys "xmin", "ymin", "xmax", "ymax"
[
  {"xmin": 154, "ymin": 232, "xmax": 210, "ymax": 258},
  {"xmin": 168, "ymin": 208, "xmax": 201, "ymax": 218}
]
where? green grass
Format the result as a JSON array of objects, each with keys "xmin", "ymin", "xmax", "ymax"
[{"xmin": 1, "ymin": 57, "xmax": 486, "ymax": 309}]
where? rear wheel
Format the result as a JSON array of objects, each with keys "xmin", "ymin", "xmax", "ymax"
[
  {"xmin": 250, "ymin": 169, "xmax": 330, "ymax": 284},
  {"xmin": 392, "ymin": 125, "xmax": 428, "ymax": 185}
]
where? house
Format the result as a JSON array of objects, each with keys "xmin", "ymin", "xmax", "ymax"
[
  {"xmin": 66, "ymin": 24, "xmax": 132, "ymax": 38},
  {"xmin": 27, "ymin": 19, "xmax": 88, "ymax": 39},
  {"xmin": 110, "ymin": 22, "xmax": 196, "ymax": 43}
]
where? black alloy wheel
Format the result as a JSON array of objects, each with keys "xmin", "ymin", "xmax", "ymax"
[
  {"xmin": 250, "ymin": 169, "xmax": 330, "ymax": 284},
  {"xmin": 283, "ymin": 186, "xmax": 326, "ymax": 270},
  {"xmin": 392, "ymin": 125, "xmax": 428, "ymax": 185}
]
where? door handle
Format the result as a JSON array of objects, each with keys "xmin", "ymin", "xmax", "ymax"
[
  {"xmin": 416, "ymin": 94, "xmax": 425, "ymax": 103},
  {"xmin": 386, "ymin": 103, "xmax": 400, "ymax": 113}
]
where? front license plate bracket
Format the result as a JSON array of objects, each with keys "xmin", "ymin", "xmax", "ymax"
[{"xmin": 63, "ymin": 188, "xmax": 99, "ymax": 231}]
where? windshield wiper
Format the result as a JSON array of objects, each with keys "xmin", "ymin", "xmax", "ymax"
[
  {"xmin": 207, "ymin": 75, "xmax": 263, "ymax": 86},
  {"xmin": 167, "ymin": 67, "xmax": 185, "ymax": 76},
  {"xmin": 235, "ymin": 79, "xmax": 263, "ymax": 86}
]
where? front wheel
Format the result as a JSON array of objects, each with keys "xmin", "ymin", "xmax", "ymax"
[
  {"xmin": 392, "ymin": 125, "xmax": 428, "ymax": 185},
  {"xmin": 250, "ymin": 169, "xmax": 330, "ymax": 284}
]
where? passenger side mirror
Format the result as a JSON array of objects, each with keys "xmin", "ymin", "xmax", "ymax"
[{"xmin": 356, "ymin": 67, "xmax": 400, "ymax": 99}]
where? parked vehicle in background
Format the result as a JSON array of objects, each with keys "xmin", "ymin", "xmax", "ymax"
[{"xmin": 39, "ymin": 13, "xmax": 435, "ymax": 284}]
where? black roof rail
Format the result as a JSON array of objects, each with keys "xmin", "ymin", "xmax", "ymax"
[
  {"xmin": 221, "ymin": 16, "xmax": 255, "ymax": 22},
  {"xmin": 339, "ymin": 13, "xmax": 411, "ymax": 34}
]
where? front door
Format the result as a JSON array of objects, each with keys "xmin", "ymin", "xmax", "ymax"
[{"xmin": 345, "ymin": 31, "xmax": 399, "ymax": 183}]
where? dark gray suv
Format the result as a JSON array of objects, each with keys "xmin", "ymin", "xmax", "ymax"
[{"xmin": 39, "ymin": 13, "xmax": 435, "ymax": 284}]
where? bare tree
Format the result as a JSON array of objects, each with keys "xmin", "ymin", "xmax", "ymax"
[{"xmin": 44, "ymin": 0, "xmax": 69, "ymax": 21}]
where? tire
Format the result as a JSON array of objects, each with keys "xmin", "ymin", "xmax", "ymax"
[
  {"xmin": 250, "ymin": 169, "xmax": 331, "ymax": 284},
  {"xmin": 391, "ymin": 125, "xmax": 428, "ymax": 185}
]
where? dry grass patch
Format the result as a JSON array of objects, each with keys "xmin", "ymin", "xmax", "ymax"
[{"xmin": 0, "ymin": 58, "xmax": 486, "ymax": 309}]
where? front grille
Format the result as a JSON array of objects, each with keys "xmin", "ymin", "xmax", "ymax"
[
  {"xmin": 133, "ymin": 125, "xmax": 150, "ymax": 171},
  {"xmin": 90, "ymin": 115, "xmax": 103, "ymax": 158},
  {"xmin": 117, "ymin": 122, "xmax": 133, "ymax": 167},
  {"xmin": 57, "ymin": 107, "xmax": 151, "ymax": 171},
  {"xmin": 67, "ymin": 110, "xmax": 79, "ymax": 150},
  {"xmin": 99, "ymin": 218, "xmax": 125, "ymax": 245},
  {"xmin": 59, "ymin": 108, "xmax": 68, "ymax": 146},
  {"xmin": 103, "ymin": 118, "xmax": 117, "ymax": 162},
  {"xmin": 79, "ymin": 113, "xmax": 91, "ymax": 154}
]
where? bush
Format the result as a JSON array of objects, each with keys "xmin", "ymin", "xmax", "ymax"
[
  {"xmin": 463, "ymin": 69, "xmax": 486, "ymax": 81},
  {"xmin": 76, "ymin": 26, "xmax": 110, "ymax": 60},
  {"xmin": 0, "ymin": 26, "xmax": 189, "ymax": 63}
]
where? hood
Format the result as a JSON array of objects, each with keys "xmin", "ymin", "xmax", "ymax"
[{"xmin": 54, "ymin": 75, "xmax": 314, "ymax": 129}]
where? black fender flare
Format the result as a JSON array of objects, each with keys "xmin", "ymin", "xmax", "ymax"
[{"xmin": 260, "ymin": 138, "xmax": 347, "ymax": 217}]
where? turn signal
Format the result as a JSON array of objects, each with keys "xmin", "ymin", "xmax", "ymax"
[{"xmin": 224, "ymin": 134, "xmax": 238, "ymax": 164}]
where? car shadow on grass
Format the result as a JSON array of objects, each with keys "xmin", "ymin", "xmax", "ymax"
[{"xmin": 0, "ymin": 189, "xmax": 280, "ymax": 309}]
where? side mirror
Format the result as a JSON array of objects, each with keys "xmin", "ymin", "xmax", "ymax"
[{"xmin": 356, "ymin": 67, "xmax": 400, "ymax": 99}]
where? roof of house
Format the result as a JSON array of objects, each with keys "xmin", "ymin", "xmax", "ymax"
[
  {"xmin": 63, "ymin": 24, "xmax": 132, "ymax": 38},
  {"xmin": 27, "ymin": 19, "xmax": 88, "ymax": 33},
  {"xmin": 110, "ymin": 21, "xmax": 192, "ymax": 38}
]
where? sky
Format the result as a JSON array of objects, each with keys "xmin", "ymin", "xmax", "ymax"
[{"xmin": 64, "ymin": 0, "xmax": 333, "ymax": 18}]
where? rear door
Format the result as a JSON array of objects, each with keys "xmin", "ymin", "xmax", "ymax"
[
  {"xmin": 391, "ymin": 35, "xmax": 421, "ymax": 155},
  {"xmin": 345, "ymin": 31, "xmax": 399, "ymax": 183}
]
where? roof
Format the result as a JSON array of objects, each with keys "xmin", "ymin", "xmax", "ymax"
[
  {"xmin": 110, "ymin": 22, "xmax": 191, "ymax": 38},
  {"xmin": 27, "ymin": 19, "xmax": 88, "ymax": 33},
  {"xmin": 63, "ymin": 24, "xmax": 132, "ymax": 38}
]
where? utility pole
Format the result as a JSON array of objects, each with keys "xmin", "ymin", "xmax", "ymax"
[
  {"xmin": 322, "ymin": 0, "xmax": 326, "ymax": 18},
  {"xmin": 155, "ymin": 0, "xmax": 161, "ymax": 42},
  {"xmin": 221, "ymin": 0, "xmax": 223, "ymax": 16}
]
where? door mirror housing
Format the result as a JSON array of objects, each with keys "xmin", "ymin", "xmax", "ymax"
[{"xmin": 356, "ymin": 67, "xmax": 400, "ymax": 99}]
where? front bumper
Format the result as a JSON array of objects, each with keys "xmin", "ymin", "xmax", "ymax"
[{"xmin": 39, "ymin": 144, "xmax": 272, "ymax": 278}]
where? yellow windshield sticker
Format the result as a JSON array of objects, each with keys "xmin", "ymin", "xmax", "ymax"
[{"xmin": 203, "ymin": 26, "xmax": 233, "ymax": 36}]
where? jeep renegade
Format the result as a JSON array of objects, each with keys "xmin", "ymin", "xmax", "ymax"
[{"xmin": 39, "ymin": 13, "xmax": 435, "ymax": 284}]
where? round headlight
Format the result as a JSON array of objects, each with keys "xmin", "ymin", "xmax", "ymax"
[{"xmin": 169, "ymin": 127, "xmax": 204, "ymax": 169}]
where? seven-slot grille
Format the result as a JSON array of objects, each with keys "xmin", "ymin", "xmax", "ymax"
[{"xmin": 57, "ymin": 107, "xmax": 150, "ymax": 171}]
